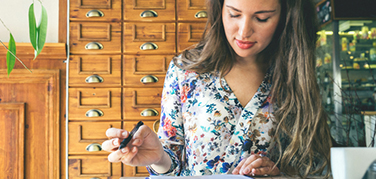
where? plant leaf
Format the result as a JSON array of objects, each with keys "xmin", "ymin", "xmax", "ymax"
[
  {"xmin": 6, "ymin": 33, "xmax": 16, "ymax": 76},
  {"xmin": 35, "ymin": 4, "xmax": 48, "ymax": 59},
  {"xmin": 28, "ymin": 3, "xmax": 38, "ymax": 52}
]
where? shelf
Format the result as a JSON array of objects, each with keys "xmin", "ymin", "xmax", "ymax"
[
  {"xmin": 341, "ymin": 68, "xmax": 375, "ymax": 71},
  {"xmin": 362, "ymin": 111, "xmax": 376, "ymax": 115}
]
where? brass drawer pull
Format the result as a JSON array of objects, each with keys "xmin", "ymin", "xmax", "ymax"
[
  {"xmin": 140, "ymin": 75, "xmax": 158, "ymax": 84},
  {"xmin": 140, "ymin": 109, "xmax": 159, "ymax": 117},
  {"xmin": 195, "ymin": 11, "xmax": 207, "ymax": 18},
  {"xmin": 140, "ymin": 10, "xmax": 158, "ymax": 18},
  {"xmin": 140, "ymin": 42, "xmax": 158, "ymax": 50},
  {"xmin": 85, "ymin": 75, "xmax": 104, "ymax": 83},
  {"xmin": 86, "ymin": 10, "xmax": 104, "ymax": 18},
  {"xmin": 85, "ymin": 42, "xmax": 104, "ymax": 50},
  {"xmin": 85, "ymin": 109, "xmax": 104, "ymax": 117},
  {"xmin": 86, "ymin": 143, "xmax": 102, "ymax": 152},
  {"xmin": 153, "ymin": 119, "xmax": 160, "ymax": 133}
]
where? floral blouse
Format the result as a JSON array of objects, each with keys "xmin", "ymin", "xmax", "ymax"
[{"xmin": 147, "ymin": 60, "xmax": 278, "ymax": 176}]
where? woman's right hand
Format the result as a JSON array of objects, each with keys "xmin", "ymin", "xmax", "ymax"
[{"xmin": 102, "ymin": 125, "xmax": 165, "ymax": 166}]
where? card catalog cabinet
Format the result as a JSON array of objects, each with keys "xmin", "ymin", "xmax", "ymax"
[{"xmin": 68, "ymin": 0, "xmax": 207, "ymax": 177}]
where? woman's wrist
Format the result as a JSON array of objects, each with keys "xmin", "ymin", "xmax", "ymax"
[{"xmin": 149, "ymin": 151, "xmax": 172, "ymax": 174}]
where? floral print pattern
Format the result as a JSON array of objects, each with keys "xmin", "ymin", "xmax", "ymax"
[{"xmin": 148, "ymin": 60, "xmax": 277, "ymax": 176}]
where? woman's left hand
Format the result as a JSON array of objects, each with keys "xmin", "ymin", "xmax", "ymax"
[{"xmin": 231, "ymin": 154, "xmax": 280, "ymax": 176}]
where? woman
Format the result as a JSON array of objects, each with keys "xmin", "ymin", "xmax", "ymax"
[{"xmin": 102, "ymin": 0, "xmax": 332, "ymax": 178}]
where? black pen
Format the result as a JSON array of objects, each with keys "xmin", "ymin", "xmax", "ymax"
[{"xmin": 119, "ymin": 121, "xmax": 144, "ymax": 150}]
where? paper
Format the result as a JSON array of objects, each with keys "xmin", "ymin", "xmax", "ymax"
[{"xmin": 148, "ymin": 174, "xmax": 254, "ymax": 179}]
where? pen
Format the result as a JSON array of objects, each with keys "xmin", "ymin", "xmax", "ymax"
[{"xmin": 119, "ymin": 121, "xmax": 144, "ymax": 150}]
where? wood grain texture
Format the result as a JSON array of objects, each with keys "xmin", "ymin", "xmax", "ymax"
[
  {"xmin": 0, "ymin": 69, "xmax": 60, "ymax": 179},
  {"xmin": 0, "ymin": 103, "xmax": 25, "ymax": 179},
  {"xmin": 0, "ymin": 43, "xmax": 66, "ymax": 59},
  {"xmin": 124, "ymin": 0, "xmax": 176, "ymax": 21},
  {"xmin": 59, "ymin": 0, "xmax": 68, "ymax": 43},
  {"xmin": 68, "ymin": 155, "xmax": 122, "ymax": 178}
]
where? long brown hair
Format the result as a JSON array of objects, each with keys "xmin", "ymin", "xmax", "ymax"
[{"xmin": 174, "ymin": 0, "xmax": 332, "ymax": 178}]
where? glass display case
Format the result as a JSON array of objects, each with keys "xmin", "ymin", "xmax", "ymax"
[
  {"xmin": 315, "ymin": 0, "xmax": 376, "ymax": 146},
  {"xmin": 316, "ymin": 20, "xmax": 376, "ymax": 114}
]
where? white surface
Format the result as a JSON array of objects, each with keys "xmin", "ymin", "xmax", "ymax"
[
  {"xmin": 331, "ymin": 147, "xmax": 376, "ymax": 179},
  {"xmin": 0, "ymin": 0, "xmax": 59, "ymax": 43}
]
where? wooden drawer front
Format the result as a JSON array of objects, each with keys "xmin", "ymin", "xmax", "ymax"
[
  {"xmin": 124, "ymin": 0, "xmax": 175, "ymax": 21},
  {"xmin": 68, "ymin": 156, "xmax": 121, "ymax": 178},
  {"xmin": 123, "ymin": 55, "xmax": 172, "ymax": 87},
  {"xmin": 177, "ymin": 22, "xmax": 206, "ymax": 52},
  {"xmin": 68, "ymin": 121, "xmax": 121, "ymax": 154},
  {"xmin": 123, "ymin": 23, "xmax": 176, "ymax": 54},
  {"xmin": 123, "ymin": 165, "xmax": 149, "ymax": 177},
  {"xmin": 70, "ymin": 22, "xmax": 122, "ymax": 54},
  {"xmin": 123, "ymin": 120, "xmax": 158, "ymax": 135},
  {"xmin": 69, "ymin": 55, "xmax": 121, "ymax": 87},
  {"xmin": 122, "ymin": 121, "xmax": 157, "ymax": 177},
  {"xmin": 69, "ymin": 88, "xmax": 121, "ymax": 119},
  {"xmin": 70, "ymin": 0, "xmax": 122, "ymax": 21},
  {"xmin": 123, "ymin": 88, "xmax": 162, "ymax": 120},
  {"xmin": 177, "ymin": 0, "xmax": 208, "ymax": 21}
]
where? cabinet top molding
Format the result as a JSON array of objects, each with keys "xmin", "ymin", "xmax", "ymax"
[{"xmin": 0, "ymin": 43, "xmax": 66, "ymax": 59}]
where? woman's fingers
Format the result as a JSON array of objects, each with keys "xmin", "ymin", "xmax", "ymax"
[
  {"xmin": 131, "ymin": 125, "xmax": 149, "ymax": 146},
  {"xmin": 108, "ymin": 149, "xmax": 127, "ymax": 163},
  {"xmin": 106, "ymin": 128, "xmax": 129, "ymax": 139},
  {"xmin": 232, "ymin": 156, "xmax": 247, "ymax": 174},
  {"xmin": 107, "ymin": 146, "xmax": 139, "ymax": 166},
  {"xmin": 102, "ymin": 138, "xmax": 121, "ymax": 152},
  {"xmin": 239, "ymin": 155, "xmax": 260, "ymax": 175},
  {"xmin": 252, "ymin": 165, "xmax": 280, "ymax": 176},
  {"xmin": 233, "ymin": 155, "xmax": 279, "ymax": 176},
  {"xmin": 103, "ymin": 128, "xmax": 131, "ymax": 152}
]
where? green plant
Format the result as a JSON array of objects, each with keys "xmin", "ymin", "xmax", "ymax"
[{"xmin": 0, "ymin": 0, "xmax": 48, "ymax": 76}]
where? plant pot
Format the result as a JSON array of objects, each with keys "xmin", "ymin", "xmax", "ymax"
[{"xmin": 331, "ymin": 147, "xmax": 376, "ymax": 179}]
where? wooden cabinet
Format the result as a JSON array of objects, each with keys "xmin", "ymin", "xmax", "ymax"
[
  {"xmin": 0, "ymin": 43, "xmax": 66, "ymax": 179},
  {"xmin": 123, "ymin": 55, "xmax": 172, "ymax": 87},
  {"xmin": 123, "ymin": 22, "xmax": 176, "ymax": 54},
  {"xmin": 69, "ymin": 88, "xmax": 122, "ymax": 119},
  {"xmin": 69, "ymin": 55, "xmax": 122, "ymax": 87},
  {"xmin": 177, "ymin": 22, "xmax": 206, "ymax": 52},
  {"xmin": 68, "ymin": 121, "xmax": 121, "ymax": 154},
  {"xmin": 123, "ymin": 0, "xmax": 175, "ymax": 21},
  {"xmin": 68, "ymin": 156, "xmax": 122, "ymax": 179},
  {"xmin": 70, "ymin": 0, "xmax": 122, "ymax": 21},
  {"xmin": 67, "ymin": 0, "xmax": 207, "ymax": 178},
  {"xmin": 177, "ymin": 0, "xmax": 208, "ymax": 21},
  {"xmin": 70, "ymin": 22, "xmax": 122, "ymax": 54}
]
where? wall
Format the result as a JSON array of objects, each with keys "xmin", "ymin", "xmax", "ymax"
[{"xmin": 0, "ymin": 0, "xmax": 59, "ymax": 43}]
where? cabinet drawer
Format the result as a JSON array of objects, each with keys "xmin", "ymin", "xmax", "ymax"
[
  {"xmin": 69, "ymin": 88, "xmax": 121, "ymax": 119},
  {"xmin": 123, "ymin": 23, "xmax": 176, "ymax": 54},
  {"xmin": 68, "ymin": 121, "xmax": 121, "ymax": 155},
  {"xmin": 69, "ymin": 55, "xmax": 121, "ymax": 87},
  {"xmin": 177, "ymin": 22, "xmax": 206, "ymax": 52},
  {"xmin": 122, "ymin": 120, "xmax": 158, "ymax": 177},
  {"xmin": 68, "ymin": 156, "xmax": 121, "ymax": 178},
  {"xmin": 70, "ymin": 0, "xmax": 122, "ymax": 21},
  {"xmin": 124, "ymin": 0, "xmax": 175, "ymax": 21},
  {"xmin": 123, "ymin": 88, "xmax": 162, "ymax": 120},
  {"xmin": 177, "ymin": 0, "xmax": 208, "ymax": 21},
  {"xmin": 123, "ymin": 55, "xmax": 172, "ymax": 87},
  {"xmin": 70, "ymin": 22, "xmax": 122, "ymax": 54}
]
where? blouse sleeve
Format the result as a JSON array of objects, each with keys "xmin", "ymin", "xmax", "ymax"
[{"xmin": 147, "ymin": 60, "xmax": 185, "ymax": 176}]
